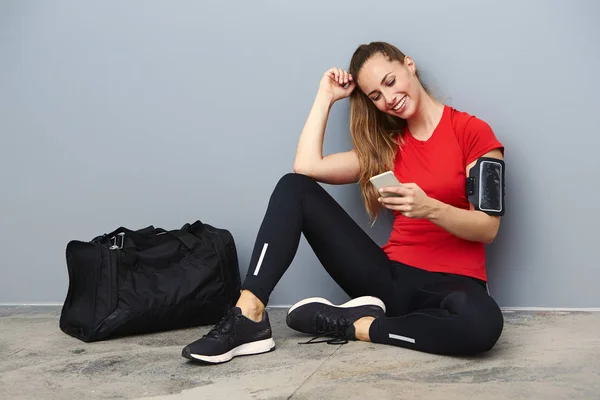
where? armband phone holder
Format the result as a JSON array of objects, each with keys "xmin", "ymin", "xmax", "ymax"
[{"xmin": 466, "ymin": 157, "xmax": 505, "ymax": 216}]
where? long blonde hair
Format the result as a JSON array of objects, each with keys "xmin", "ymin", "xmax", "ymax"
[{"xmin": 348, "ymin": 42, "xmax": 426, "ymax": 222}]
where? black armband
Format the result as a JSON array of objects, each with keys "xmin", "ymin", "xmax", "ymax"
[{"xmin": 466, "ymin": 157, "xmax": 505, "ymax": 216}]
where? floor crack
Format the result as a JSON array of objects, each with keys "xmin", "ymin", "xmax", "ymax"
[
  {"xmin": 287, "ymin": 345, "xmax": 342, "ymax": 399},
  {"xmin": 8, "ymin": 348, "xmax": 25, "ymax": 358}
]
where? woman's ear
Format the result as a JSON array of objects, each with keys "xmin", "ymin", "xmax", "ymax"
[{"xmin": 404, "ymin": 56, "xmax": 417, "ymax": 75}]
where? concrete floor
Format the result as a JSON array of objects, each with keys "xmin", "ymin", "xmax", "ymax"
[{"xmin": 0, "ymin": 307, "xmax": 599, "ymax": 400}]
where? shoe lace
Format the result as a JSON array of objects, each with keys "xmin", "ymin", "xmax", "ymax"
[
  {"xmin": 299, "ymin": 313, "xmax": 352, "ymax": 345},
  {"xmin": 205, "ymin": 309, "xmax": 236, "ymax": 339}
]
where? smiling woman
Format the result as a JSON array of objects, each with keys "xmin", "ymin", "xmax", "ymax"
[
  {"xmin": 181, "ymin": 41, "xmax": 507, "ymax": 365},
  {"xmin": 347, "ymin": 42, "xmax": 445, "ymax": 219}
]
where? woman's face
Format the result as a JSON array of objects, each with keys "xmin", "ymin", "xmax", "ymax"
[{"xmin": 357, "ymin": 53, "xmax": 421, "ymax": 119}]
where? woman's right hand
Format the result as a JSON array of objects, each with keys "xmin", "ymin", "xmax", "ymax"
[{"xmin": 318, "ymin": 67, "xmax": 356, "ymax": 103}]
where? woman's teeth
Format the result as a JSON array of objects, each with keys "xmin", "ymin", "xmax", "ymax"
[{"xmin": 393, "ymin": 97, "xmax": 406, "ymax": 111}]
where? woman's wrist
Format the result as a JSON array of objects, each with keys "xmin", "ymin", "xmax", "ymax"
[
  {"xmin": 425, "ymin": 197, "xmax": 449, "ymax": 221},
  {"xmin": 315, "ymin": 90, "xmax": 335, "ymax": 108}
]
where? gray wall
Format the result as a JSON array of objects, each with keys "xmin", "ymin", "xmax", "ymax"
[{"xmin": 1, "ymin": 0, "xmax": 598, "ymax": 307}]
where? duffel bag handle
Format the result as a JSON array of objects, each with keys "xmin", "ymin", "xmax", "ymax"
[
  {"xmin": 165, "ymin": 230, "xmax": 201, "ymax": 252},
  {"xmin": 156, "ymin": 220, "xmax": 206, "ymax": 251},
  {"xmin": 118, "ymin": 229, "xmax": 207, "ymax": 267},
  {"xmin": 180, "ymin": 220, "xmax": 205, "ymax": 234}
]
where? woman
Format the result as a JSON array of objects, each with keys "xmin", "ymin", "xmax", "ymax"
[{"xmin": 182, "ymin": 41, "xmax": 505, "ymax": 364}]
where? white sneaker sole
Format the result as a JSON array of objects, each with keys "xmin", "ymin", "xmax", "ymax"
[
  {"xmin": 288, "ymin": 295, "xmax": 386, "ymax": 314},
  {"xmin": 188, "ymin": 338, "xmax": 276, "ymax": 364}
]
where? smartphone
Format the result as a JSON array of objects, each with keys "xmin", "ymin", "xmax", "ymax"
[{"xmin": 369, "ymin": 171, "xmax": 403, "ymax": 197}]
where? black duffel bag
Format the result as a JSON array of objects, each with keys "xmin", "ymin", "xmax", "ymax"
[{"xmin": 59, "ymin": 220, "xmax": 241, "ymax": 342}]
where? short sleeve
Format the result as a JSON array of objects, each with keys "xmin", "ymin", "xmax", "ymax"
[{"xmin": 460, "ymin": 116, "xmax": 504, "ymax": 166}]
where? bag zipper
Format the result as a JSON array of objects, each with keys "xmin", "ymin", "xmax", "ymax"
[
  {"xmin": 107, "ymin": 250, "xmax": 113, "ymax": 312},
  {"xmin": 203, "ymin": 225, "xmax": 227, "ymax": 290}
]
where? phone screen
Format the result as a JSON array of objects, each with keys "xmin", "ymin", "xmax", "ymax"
[{"xmin": 479, "ymin": 161, "xmax": 502, "ymax": 213}]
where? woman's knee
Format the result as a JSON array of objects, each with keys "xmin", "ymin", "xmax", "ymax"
[
  {"xmin": 444, "ymin": 291, "xmax": 504, "ymax": 354},
  {"xmin": 467, "ymin": 296, "xmax": 504, "ymax": 353},
  {"xmin": 272, "ymin": 172, "xmax": 318, "ymax": 198}
]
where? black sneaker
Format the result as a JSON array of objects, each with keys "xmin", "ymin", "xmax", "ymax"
[
  {"xmin": 286, "ymin": 296, "xmax": 386, "ymax": 345},
  {"xmin": 182, "ymin": 307, "xmax": 276, "ymax": 364}
]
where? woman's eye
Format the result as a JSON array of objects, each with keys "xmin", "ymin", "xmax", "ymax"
[
  {"xmin": 387, "ymin": 78, "xmax": 395, "ymax": 86},
  {"xmin": 372, "ymin": 94, "xmax": 381, "ymax": 101}
]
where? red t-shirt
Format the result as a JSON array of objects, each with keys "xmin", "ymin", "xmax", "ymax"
[{"xmin": 382, "ymin": 105, "xmax": 504, "ymax": 281}]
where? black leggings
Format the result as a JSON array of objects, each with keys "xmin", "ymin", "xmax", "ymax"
[{"xmin": 241, "ymin": 173, "xmax": 504, "ymax": 355}]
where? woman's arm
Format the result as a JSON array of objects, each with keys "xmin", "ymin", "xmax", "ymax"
[
  {"xmin": 378, "ymin": 148, "xmax": 503, "ymax": 244},
  {"xmin": 426, "ymin": 200, "xmax": 500, "ymax": 244},
  {"xmin": 293, "ymin": 68, "xmax": 360, "ymax": 185},
  {"xmin": 426, "ymin": 148, "xmax": 503, "ymax": 244}
]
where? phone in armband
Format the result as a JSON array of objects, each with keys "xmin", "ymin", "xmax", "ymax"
[{"xmin": 369, "ymin": 171, "xmax": 403, "ymax": 197}]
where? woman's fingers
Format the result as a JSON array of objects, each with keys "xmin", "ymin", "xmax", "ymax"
[
  {"xmin": 345, "ymin": 80, "xmax": 356, "ymax": 93},
  {"xmin": 326, "ymin": 67, "xmax": 353, "ymax": 87},
  {"xmin": 379, "ymin": 186, "xmax": 411, "ymax": 197},
  {"xmin": 379, "ymin": 194, "xmax": 404, "ymax": 207}
]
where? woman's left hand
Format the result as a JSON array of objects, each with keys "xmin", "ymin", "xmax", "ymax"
[{"xmin": 378, "ymin": 183, "xmax": 436, "ymax": 219}]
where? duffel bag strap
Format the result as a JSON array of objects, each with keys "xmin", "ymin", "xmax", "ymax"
[
  {"xmin": 94, "ymin": 222, "xmax": 205, "ymax": 253},
  {"xmin": 165, "ymin": 230, "xmax": 203, "ymax": 252},
  {"xmin": 92, "ymin": 225, "xmax": 160, "ymax": 246}
]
